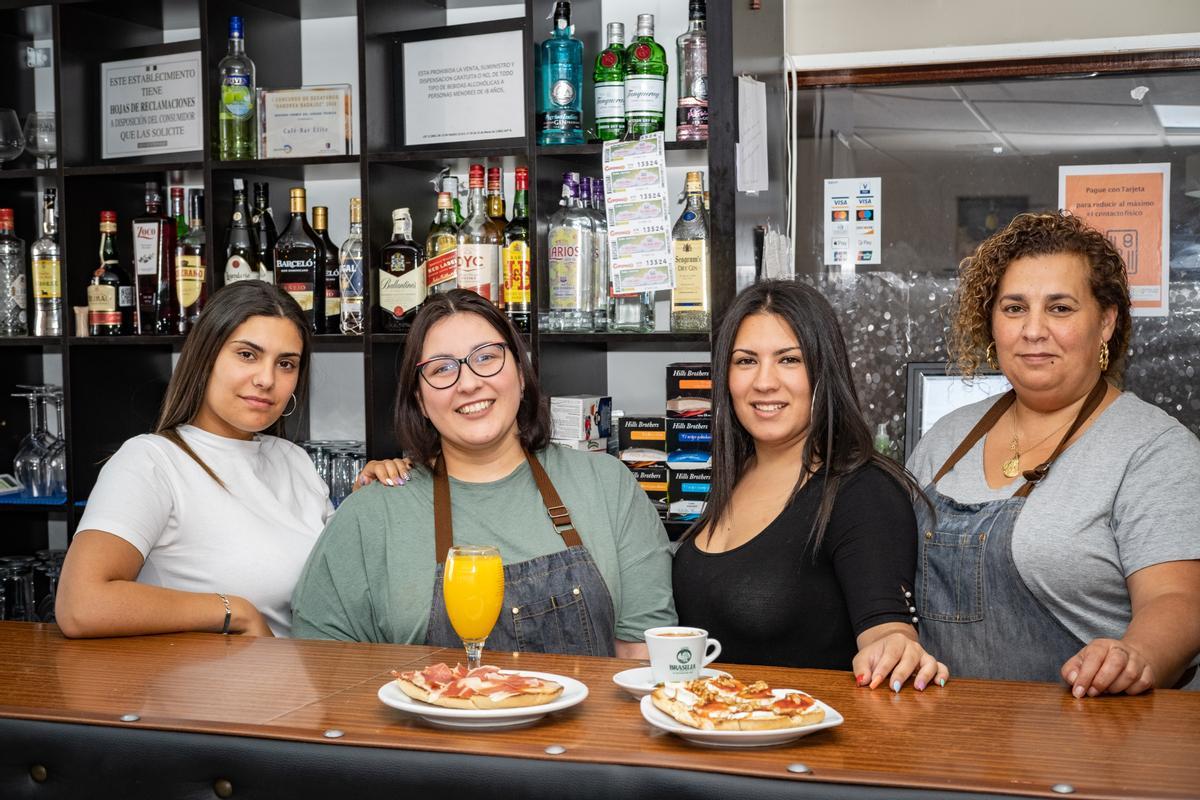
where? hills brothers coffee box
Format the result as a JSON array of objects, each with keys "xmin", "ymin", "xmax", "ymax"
[
  {"xmin": 617, "ymin": 415, "xmax": 667, "ymax": 464},
  {"xmin": 666, "ymin": 362, "xmax": 712, "ymax": 418},
  {"xmin": 668, "ymin": 468, "xmax": 711, "ymax": 520},
  {"xmin": 550, "ymin": 395, "xmax": 612, "ymax": 441},
  {"xmin": 665, "ymin": 417, "xmax": 712, "ymax": 470},
  {"xmin": 629, "ymin": 464, "xmax": 668, "ymax": 517},
  {"xmin": 551, "ymin": 438, "xmax": 608, "ymax": 453}
]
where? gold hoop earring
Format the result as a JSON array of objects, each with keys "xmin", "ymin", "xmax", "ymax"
[
  {"xmin": 281, "ymin": 393, "xmax": 298, "ymax": 417},
  {"xmin": 985, "ymin": 342, "xmax": 999, "ymax": 370},
  {"xmin": 1099, "ymin": 341, "xmax": 1110, "ymax": 372}
]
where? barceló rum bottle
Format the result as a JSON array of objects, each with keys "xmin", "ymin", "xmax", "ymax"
[{"xmin": 274, "ymin": 188, "xmax": 322, "ymax": 332}]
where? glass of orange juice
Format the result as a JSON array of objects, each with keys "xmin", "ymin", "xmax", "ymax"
[{"xmin": 443, "ymin": 545, "xmax": 504, "ymax": 669}]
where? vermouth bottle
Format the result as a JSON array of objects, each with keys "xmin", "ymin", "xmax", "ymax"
[
  {"xmin": 311, "ymin": 205, "xmax": 341, "ymax": 334},
  {"xmin": 218, "ymin": 15, "xmax": 256, "ymax": 160},
  {"xmin": 29, "ymin": 189, "xmax": 63, "ymax": 337},
  {"xmin": 88, "ymin": 211, "xmax": 133, "ymax": 336},
  {"xmin": 594, "ymin": 23, "xmax": 627, "ymax": 142},
  {"xmin": 487, "ymin": 167, "xmax": 507, "ymax": 226},
  {"xmin": 537, "ymin": 0, "xmax": 584, "ymax": 145},
  {"xmin": 671, "ymin": 171, "xmax": 710, "ymax": 331},
  {"xmin": 676, "ymin": 0, "xmax": 708, "ymax": 141},
  {"xmin": 338, "ymin": 198, "xmax": 365, "ymax": 336},
  {"xmin": 252, "ymin": 182, "xmax": 277, "ymax": 283},
  {"xmin": 274, "ymin": 188, "xmax": 322, "ymax": 332},
  {"xmin": 0, "ymin": 208, "xmax": 26, "ymax": 336},
  {"xmin": 378, "ymin": 207, "xmax": 424, "ymax": 332},
  {"xmin": 426, "ymin": 192, "xmax": 459, "ymax": 295},
  {"xmin": 624, "ymin": 14, "xmax": 667, "ymax": 136},
  {"xmin": 223, "ymin": 178, "xmax": 258, "ymax": 285},
  {"xmin": 455, "ymin": 164, "xmax": 502, "ymax": 304},
  {"xmin": 176, "ymin": 190, "xmax": 207, "ymax": 333},
  {"xmin": 132, "ymin": 181, "xmax": 175, "ymax": 334},
  {"xmin": 502, "ymin": 167, "xmax": 531, "ymax": 333},
  {"xmin": 545, "ymin": 172, "xmax": 593, "ymax": 331}
]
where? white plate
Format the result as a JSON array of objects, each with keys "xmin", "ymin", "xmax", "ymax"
[
  {"xmin": 377, "ymin": 670, "xmax": 588, "ymax": 729},
  {"xmin": 612, "ymin": 666, "xmax": 731, "ymax": 699},
  {"xmin": 639, "ymin": 691, "xmax": 844, "ymax": 748}
]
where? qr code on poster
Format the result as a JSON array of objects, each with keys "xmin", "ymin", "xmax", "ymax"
[{"xmin": 1106, "ymin": 229, "xmax": 1138, "ymax": 274}]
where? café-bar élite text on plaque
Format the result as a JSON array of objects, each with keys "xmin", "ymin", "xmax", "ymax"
[
  {"xmin": 101, "ymin": 52, "xmax": 203, "ymax": 159},
  {"xmin": 259, "ymin": 85, "xmax": 353, "ymax": 158}
]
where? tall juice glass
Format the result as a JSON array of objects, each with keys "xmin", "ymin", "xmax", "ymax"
[{"xmin": 443, "ymin": 545, "xmax": 504, "ymax": 669}]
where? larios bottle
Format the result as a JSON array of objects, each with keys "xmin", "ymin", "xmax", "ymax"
[
  {"xmin": 594, "ymin": 23, "xmax": 627, "ymax": 142},
  {"xmin": 378, "ymin": 207, "xmax": 425, "ymax": 332},
  {"xmin": 132, "ymin": 181, "xmax": 175, "ymax": 334},
  {"xmin": 176, "ymin": 190, "xmax": 208, "ymax": 334},
  {"xmin": 502, "ymin": 167, "xmax": 531, "ymax": 333},
  {"xmin": 87, "ymin": 211, "xmax": 133, "ymax": 336},
  {"xmin": 545, "ymin": 172, "xmax": 593, "ymax": 331},
  {"xmin": 274, "ymin": 188, "xmax": 322, "ymax": 332},
  {"xmin": 537, "ymin": 0, "xmax": 584, "ymax": 145}
]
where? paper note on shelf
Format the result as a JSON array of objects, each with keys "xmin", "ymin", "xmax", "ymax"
[
  {"xmin": 603, "ymin": 132, "xmax": 674, "ymax": 293},
  {"xmin": 736, "ymin": 76, "xmax": 768, "ymax": 193}
]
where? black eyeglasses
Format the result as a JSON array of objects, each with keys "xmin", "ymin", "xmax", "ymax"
[{"xmin": 415, "ymin": 342, "xmax": 508, "ymax": 389}]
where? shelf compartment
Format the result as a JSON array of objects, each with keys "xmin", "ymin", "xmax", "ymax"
[
  {"xmin": 536, "ymin": 141, "xmax": 709, "ymax": 157},
  {"xmin": 0, "ymin": 168, "xmax": 57, "ymax": 182},
  {"xmin": 0, "ymin": 336, "xmax": 64, "ymax": 348},
  {"xmin": 210, "ymin": 155, "xmax": 360, "ymax": 171},
  {"xmin": 368, "ymin": 146, "xmax": 529, "ymax": 165},
  {"xmin": 0, "ymin": 495, "xmax": 68, "ymax": 510},
  {"xmin": 63, "ymin": 161, "xmax": 205, "ymax": 177},
  {"xmin": 538, "ymin": 332, "xmax": 711, "ymax": 352},
  {"xmin": 67, "ymin": 336, "xmax": 187, "ymax": 347}
]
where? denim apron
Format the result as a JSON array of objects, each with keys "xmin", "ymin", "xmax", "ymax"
[
  {"xmin": 424, "ymin": 451, "xmax": 617, "ymax": 657},
  {"xmin": 916, "ymin": 378, "xmax": 1107, "ymax": 682}
]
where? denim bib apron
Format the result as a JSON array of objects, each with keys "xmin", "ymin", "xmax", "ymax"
[
  {"xmin": 916, "ymin": 378, "xmax": 1107, "ymax": 682},
  {"xmin": 424, "ymin": 450, "xmax": 617, "ymax": 657}
]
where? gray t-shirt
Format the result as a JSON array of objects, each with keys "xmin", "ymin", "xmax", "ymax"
[
  {"xmin": 909, "ymin": 391, "xmax": 1200, "ymax": 675},
  {"xmin": 292, "ymin": 445, "xmax": 677, "ymax": 644}
]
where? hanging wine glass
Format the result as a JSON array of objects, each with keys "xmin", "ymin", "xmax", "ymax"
[
  {"xmin": 0, "ymin": 109, "xmax": 24, "ymax": 167},
  {"xmin": 45, "ymin": 390, "xmax": 66, "ymax": 497},
  {"xmin": 22, "ymin": 112, "xmax": 55, "ymax": 169}
]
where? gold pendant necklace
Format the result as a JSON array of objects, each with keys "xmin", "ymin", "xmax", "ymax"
[{"xmin": 1002, "ymin": 409, "xmax": 1072, "ymax": 479}]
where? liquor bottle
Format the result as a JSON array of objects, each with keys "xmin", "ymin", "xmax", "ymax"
[
  {"xmin": 338, "ymin": 198, "xmax": 364, "ymax": 336},
  {"xmin": 440, "ymin": 173, "xmax": 464, "ymax": 226},
  {"xmin": 0, "ymin": 208, "xmax": 26, "ymax": 336},
  {"xmin": 581, "ymin": 177, "xmax": 607, "ymax": 330},
  {"xmin": 425, "ymin": 192, "xmax": 459, "ymax": 295},
  {"xmin": 252, "ymin": 182, "xmax": 277, "ymax": 283},
  {"xmin": 274, "ymin": 188, "xmax": 322, "ymax": 332},
  {"xmin": 132, "ymin": 181, "xmax": 175, "ymax": 334},
  {"xmin": 594, "ymin": 22, "xmax": 627, "ymax": 142},
  {"xmin": 378, "ymin": 207, "xmax": 425, "ymax": 332},
  {"xmin": 487, "ymin": 167, "xmax": 507, "ymax": 226},
  {"xmin": 546, "ymin": 172, "xmax": 593, "ymax": 331},
  {"xmin": 624, "ymin": 14, "xmax": 668, "ymax": 136},
  {"xmin": 29, "ymin": 189, "xmax": 62, "ymax": 337},
  {"xmin": 670, "ymin": 171, "xmax": 710, "ymax": 331},
  {"xmin": 87, "ymin": 211, "xmax": 133, "ymax": 336},
  {"xmin": 223, "ymin": 178, "xmax": 258, "ymax": 285},
  {"xmin": 218, "ymin": 15, "xmax": 257, "ymax": 160},
  {"xmin": 311, "ymin": 205, "xmax": 341, "ymax": 334},
  {"xmin": 537, "ymin": 0, "xmax": 584, "ymax": 146},
  {"xmin": 176, "ymin": 190, "xmax": 207, "ymax": 334},
  {"xmin": 170, "ymin": 187, "xmax": 188, "ymax": 239},
  {"xmin": 502, "ymin": 167, "xmax": 531, "ymax": 333},
  {"xmin": 676, "ymin": 0, "xmax": 708, "ymax": 141},
  {"xmin": 456, "ymin": 164, "xmax": 503, "ymax": 304}
]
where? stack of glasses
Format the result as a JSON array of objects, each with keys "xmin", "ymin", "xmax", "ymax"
[
  {"xmin": 11, "ymin": 384, "xmax": 66, "ymax": 500},
  {"xmin": 299, "ymin": 440, "xmax": 366, "ymax": 509},
  {"xmin": 0, "ymin": 549, "xmax": 65, "ymax": 622}
]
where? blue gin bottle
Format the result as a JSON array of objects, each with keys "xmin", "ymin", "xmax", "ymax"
[{"xmin": 538, "ymin": 1, "xmax": 584, "ymax": 145}]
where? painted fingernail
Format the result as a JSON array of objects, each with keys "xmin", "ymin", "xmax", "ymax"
[
  {"xmin": 938, "ymin": 678, "xmax": 946, "ymax": 687},
  {"xmin": 1087, "ymin": 687, "xmax": 1099, "ymax": 697},
  {"xmin": 915, "ymin": 680, "xmax": 926, "ymax": 691},
  {"xmin": 398, "ymin": 478, "xmax": 406, "ymax": 485},
  {"xmin": 1068, "ymin": 670, "xmax": 1078, "ymax": 683},
  {"xmin": 385, "ymin": 479, "xmax": 395, "ymax": 486},
  {"xmin": 892, "ymin": 681, "xmax": 901, "ymax": 693},
  {"xmin": 853, "ymin": 674, "xmax": 863, "ymax": 685},
  {"xmin": 1073, "ymin": 685, "xmax": 1085, "ymax": 698}
]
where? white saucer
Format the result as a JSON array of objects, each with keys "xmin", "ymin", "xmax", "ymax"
[
  {"xmin": 612, "ymin": 666, "xmax": 730, "ymax": 699},
  {"xmin": 639, "ymin": 692, "xmax": 844, "ymax": 748},
  {"xmin": 377, "ymin": 670, "xmax": 588, "ymax": 729}
]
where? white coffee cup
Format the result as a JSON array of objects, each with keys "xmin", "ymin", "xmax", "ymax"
[{"xmin": 645, "ymin": 626, "xmax": 722, "ymax": 683}]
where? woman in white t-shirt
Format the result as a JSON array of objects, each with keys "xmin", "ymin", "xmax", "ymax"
[{"xmin": 56, "ymin": 281, "xmax": 402, "ymax": 638}]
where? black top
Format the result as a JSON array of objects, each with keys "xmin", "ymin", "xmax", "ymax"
[{"xmin": 672, "ymin": 464, "xmax": 918, "ymax": 670}]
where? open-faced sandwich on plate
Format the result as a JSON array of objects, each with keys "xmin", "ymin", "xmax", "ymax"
[
  {"xmin": 392, "ymin": 663, "xmax": 564, "ymax": 710},
  {"xmin": 650, "ymin": 675, "xmax": 826, "ymax": 731}
]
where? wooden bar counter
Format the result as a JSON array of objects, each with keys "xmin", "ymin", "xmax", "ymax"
[{"xmin": 0, "ymin": 623, "xmax": 1197, "ymax": 799}]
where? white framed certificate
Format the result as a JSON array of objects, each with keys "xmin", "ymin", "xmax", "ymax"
[{"xmin": 258, "ymin": 85, "xmax": 352, "ymax": 158}]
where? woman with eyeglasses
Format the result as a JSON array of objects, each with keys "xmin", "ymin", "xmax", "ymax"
[{"xmin": 291, "ymin": 289, "xmax": 676, "ymax": 656}]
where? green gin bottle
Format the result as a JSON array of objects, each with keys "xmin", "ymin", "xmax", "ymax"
[
  {"xmin": 218, "ymin": 16, "xmax": 256, "ymax": 160},
  {"xmin": 594, "ymin": 23, "xmax": 626, "ymax": 141},
  {"xmin": 624, "ymin": 14, "xmax": 667, "ymax": 136}
]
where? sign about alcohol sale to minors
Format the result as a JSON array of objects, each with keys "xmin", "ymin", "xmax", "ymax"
[
  {"xmin": 1059, "ymin": 163, "xmax": 1171, "ymax": 317},
  {"xmin": 101, "ymin": 52, "xmax": 203, "ymax": 159},
  {"xmin": 401, "ymin": 29, "xmax": 525, "ymax": 146}
]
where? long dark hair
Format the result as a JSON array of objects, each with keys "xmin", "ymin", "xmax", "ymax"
[
  {"xmin": 395, "ymin": 289, "xmax": 551, "ymax": 466},
  {"xmin": 694, "ymin": 280, "xmax": 926, "ymax": 554},
  {"xmin": 154, "ymin": 280, "xmax": 312, "ymax": 486}
]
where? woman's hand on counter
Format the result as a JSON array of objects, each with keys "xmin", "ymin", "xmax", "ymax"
[
  {"xmin": 853, "ymin": 623, "xmax": 950, "ymax": 692},
  {"xmin": 1062, "ymin": 639, "xmax": 1154, "ymax": 697},
  {"xmin": 355, "ymin": 458, "xmax": 412, "ymax": 490},
  {"xmin": 228, "ymin": 595, "xmax": 275, "ymax": 637}
]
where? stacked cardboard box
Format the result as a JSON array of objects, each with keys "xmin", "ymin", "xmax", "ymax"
[{"xmin": 550, "ymin": 395, "xmax": 611, "ymax": 453}]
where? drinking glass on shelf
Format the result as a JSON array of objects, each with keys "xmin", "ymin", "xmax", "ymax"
[
  {"xmin": 443, "ymin": 545, "xmax": 504, "ymax": 670},
  {"xmin": 45, "ymin": 390, "xmax": 67, "ymax": 496},
  {"xmin": 329, "ymin": 450, "xmax": 361, "ymax": 508},
  {"xmin": 22, "ymin": 112, "xmax": 55, "ymax": 169},
  {"xmin": 12, "ymin": 392, "xmax": 51, "ymax": 497},
  {"xmin": 0, "ymin": 109, "xmax": 24, "ymax": 166}
]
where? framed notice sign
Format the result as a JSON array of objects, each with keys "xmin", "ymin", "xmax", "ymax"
[
  {"xmin": 396, "ymin": 22, "xmax": 525, "ymax": 148},
  {"xmin": 101, "ymin": 51, "xmax": 203, "ymax": 159}
]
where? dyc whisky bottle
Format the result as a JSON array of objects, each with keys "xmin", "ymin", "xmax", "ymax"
[
  {"xmin": 223, "ymin": 178, "xmax": 258, "ymax": 285},
  {"xmin": 218, "ymin": 16, "xmax": 256, "ymax": 160},
  {"xmin": 624, "ymin": 14, "xmax": 667, "ymax": 136},
  {"xmin": 274, "ymin": 188, "xmax": 322, "ymax": 331},
  {"xmin": 176, "ymin": 190, "xmax": 207, "ymax": 333},
  {"xmin": 88, "ymin": 211, "xmax": 133, "ymax": 336},
  {"xmin": 594, "ymin": 23, "xmax": 627, "ymax": 142},
  {"xmin": 312, "ymin": 205, "xmax": 341, "ymax": 334},
  {"xmin": 502, "ymin": 167, "xmax": 531, "ymax": 333},
  {"xmin": 537, "ymin": 0, "xmax": 583, "ymax": 145},
  {"xmin": 132, "ymin": 181, "xmax": 175, "ymax": 334},
  {"xmin": 29, "ymin": 189, "xmax": 62, "ymax": 337},
  {"xmin": 379, "ymin": 207, "xmax": 425, "ymax": 332},
  {"xmin": 456, "ymin": 164, "xmax": 503, "ymax": 303}
]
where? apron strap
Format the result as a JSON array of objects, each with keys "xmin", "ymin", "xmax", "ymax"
[
  {"xmin": 932, "ymin": 390, "xmax": 1017, "ymax": 485},
  {"xmin": 432, "ymin": 450, "xmax": 583, "ymax": 564},
  {"xmin": 1012, "ymin": 376, "xmax": 1108, "ymax": 498}
]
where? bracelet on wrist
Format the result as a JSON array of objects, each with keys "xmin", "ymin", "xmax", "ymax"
[{"xmin": 216, "ymin": 593, "xmax": 232, "ymax": 635}]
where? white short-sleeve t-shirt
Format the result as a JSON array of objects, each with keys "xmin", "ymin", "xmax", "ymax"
[{"xmin": 76, "ymin": 424, "xmax": 333, "ymax": 636}]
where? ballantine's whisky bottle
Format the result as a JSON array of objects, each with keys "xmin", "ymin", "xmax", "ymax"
[
  {"xmin": 274, "ymin": 188, "xmax": 322, "ymax": 332},
  {"xmin": 379, "ymin": 208, "xmax": 424, "ymax": 332}
]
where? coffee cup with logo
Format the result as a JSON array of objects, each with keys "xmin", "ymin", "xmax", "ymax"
[{"xmin": 645, "ymin": 626, "xmax": 722, "ymax": 683}]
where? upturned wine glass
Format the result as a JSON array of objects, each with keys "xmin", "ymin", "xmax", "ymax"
[
  {"xmin": 0, "ymin": 109, "xmax": 24, "ymax": 166},
  {"xmin": 22, "ymin": 112, "xmax": 55, "ymax": 169}
]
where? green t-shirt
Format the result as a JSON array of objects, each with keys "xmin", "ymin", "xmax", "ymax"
[{"xmin": 291, "ymin": 445, "xmax": 677, "ymax": 644}]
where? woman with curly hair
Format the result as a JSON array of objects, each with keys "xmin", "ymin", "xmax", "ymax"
[{"xmin": 908, "ymin": 211, "xmax": 1200, "ymax": 693}]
